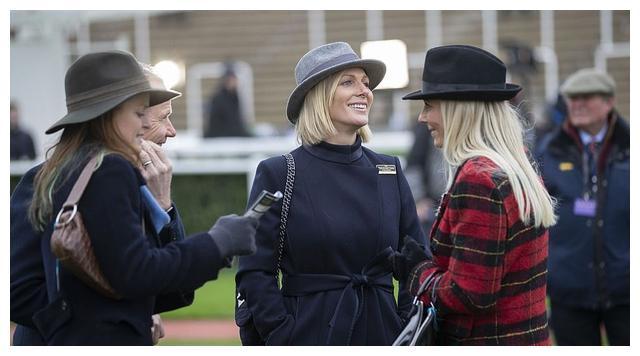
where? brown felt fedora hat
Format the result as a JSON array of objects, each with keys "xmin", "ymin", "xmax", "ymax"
[{"xmin": 46, "ymin": 50, "xmax": 180, "ymax": 134}]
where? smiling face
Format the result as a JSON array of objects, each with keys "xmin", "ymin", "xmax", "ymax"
[
  {"xmin": 418, "ymin": 99, "xmax": 444, "ymax": 148},
  {"xmin": 143, "ymin": 101, "xmax": 176, "ymax": 145},
  {"xmin": 113, "ymin": 93, "xmax": 150, "ymax": 149},
  {"xmin": 328, "ymin": 68, "xmax": 373, "ymax": 134}
]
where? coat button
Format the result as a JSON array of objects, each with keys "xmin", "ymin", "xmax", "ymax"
[
  {"xmin": 61, "ymin": 300, "xmax": 67, "ymax": 311},
  {"xmin": 597, "ymin": 220, "xmax": 604, "ymax": 227},
  {"xmin": 586, "ymin": 220, "xmax": 592, "ymax": 227},
  {"xmin": 602, "ymin": 180, "xmax": 608, "ymax": 187}
]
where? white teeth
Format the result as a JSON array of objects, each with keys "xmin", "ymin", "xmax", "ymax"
[{"xmin": 348, "ymin": 103, "xmax": 367, "ymax": 111}]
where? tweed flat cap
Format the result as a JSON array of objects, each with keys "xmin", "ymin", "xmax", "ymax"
[
  {"xmin": 560, "ymin": 68, "xmax": 616, "ymax": 97},
  {"xmin": 286, "ymin": 42, "xmax": 386, "ymax": 124}
]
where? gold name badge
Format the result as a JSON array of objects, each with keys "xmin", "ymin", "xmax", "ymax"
[
  {"xmin": 376, "ymin": 164, "xmax": 397, "ymax": 175},
  {"xmin": 559, "ymin": 162, "xmax": 574, "ymax": 171}
]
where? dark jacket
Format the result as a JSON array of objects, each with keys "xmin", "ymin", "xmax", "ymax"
[
  {"xmin": 236, "ymin": 137, "xmax": 428, "ymax": 345},
  {"xmin": 10, "ymin": 164, "xmax": 193, "ymax": 345},
  {"xmin": 536, "ymin": 113, "xmax": 630, "ymax": 310},
  {"xmin": 204, "ymin": 87, "xmax": 250, "ymax": 137},
  {"xmin": 10, "ymin": 127, "xmax": 36, "ymax": 160},
  {"xmin": 10, "ymin": 154, "xmax": 225, "ymax": 345},
  {"xmin": 408, "ymin": 156, "xmax": 551, "ymax": 345}
]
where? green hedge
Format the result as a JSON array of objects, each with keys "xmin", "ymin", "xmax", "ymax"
[{"xmin": 169, "ymin": 174, "xmax": 248, "ymax": 234}]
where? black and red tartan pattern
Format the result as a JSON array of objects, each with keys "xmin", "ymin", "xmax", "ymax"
[{"xmin": 408, "ymin": 156, "xmax": 551, "ymax": 345}]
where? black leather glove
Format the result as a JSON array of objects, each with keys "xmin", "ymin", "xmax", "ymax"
[
  {"xmin": 390, "ymin": 235, "xmax": 430, "ymax": 283},
  {"xmin": 208, "ymin": 214, "xmax": 258, "ymax": 258}
]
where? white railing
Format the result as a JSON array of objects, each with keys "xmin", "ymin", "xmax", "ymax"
[{"xmin": 11, "ymin": 131, "xmax": 414, "ymax": 193}]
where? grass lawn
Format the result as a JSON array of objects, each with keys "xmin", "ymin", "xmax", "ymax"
[{"xmin": 161, "ymin": 267, "xmax": 237, "ymax": 319}]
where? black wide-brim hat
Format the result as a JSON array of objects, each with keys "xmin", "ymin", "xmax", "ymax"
[
  {"xmin": 403, "ymin": 45, "xmax": 521, "ymax": 102},
  {"xmin": 46, "ymin": 50, "xmax": 181, "ymax": 134},
  {"xmin": 286, "ymin": 42, "xmax": 386, "ymax": 124}
]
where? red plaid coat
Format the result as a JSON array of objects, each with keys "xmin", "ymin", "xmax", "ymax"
[{"xmin": 408, "ymin": 156, "xmax": 551, "ymax": 345}]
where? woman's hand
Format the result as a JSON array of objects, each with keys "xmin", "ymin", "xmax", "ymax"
[
  {"xmin": 390, "ymin": 236, "xmax": 430, "ymax": 283},
  {"xmin": 139, "ymin": 140, "xmax": 173, "ymax": 210}
]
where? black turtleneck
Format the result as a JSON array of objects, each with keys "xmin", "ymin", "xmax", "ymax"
[{"xmin": 302, "ymin": 135, "xmax": 364, "ymax": 164}]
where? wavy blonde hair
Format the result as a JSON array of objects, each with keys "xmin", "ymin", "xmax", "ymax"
[
  {"xmin": 438, "ymin": 100, "xmax": 556, "ymax": 228},
  {"xmin": 295, "ymin": 71, "xmax": 372, "ymax": 145}
]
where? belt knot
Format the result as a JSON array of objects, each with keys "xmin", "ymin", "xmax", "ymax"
[{"xmin": 350, "ymin": 274, "xmax": 370, "ymax": 287}]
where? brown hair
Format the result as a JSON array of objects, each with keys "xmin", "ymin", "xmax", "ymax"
[{"xmin": 29, "ymin": 109, "xmax": 141, "ymax": 231}]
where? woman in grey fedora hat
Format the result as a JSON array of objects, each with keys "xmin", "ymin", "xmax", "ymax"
[
  {"xmin": 10, "ymin": 50, "xmax": 259, "ymax": 345},
  {"xmin": 235, "ymin": 42, "xmax": 428, "ymax": 345},
  {"xmin": 390, "ymin": 45, "xmax": 557, "ymax": 345}
]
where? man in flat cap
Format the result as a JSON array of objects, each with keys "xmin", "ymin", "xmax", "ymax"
[{"xmin": 536, "ymin": 68, "xmax": 629, "ymax": 345}]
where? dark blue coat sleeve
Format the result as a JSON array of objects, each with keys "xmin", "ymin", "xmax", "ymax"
[
  {"xmin": 80, "ymin": 155, "xmax": 225, "ymax": 298},
  {"xmin": 10, "ymin": 166, "xmax": 48, "ymax": 327},
  {"xmin": 157, "ymin": 203, "xmax": 186, "ymax": 245},
  {"xmin": 236, "ymin": 158, "xmax": 295, "ymax": 345},
  {"xmin": 396, "ymin": 156, "xmax": 431, "ymax": 317},
  {"xmin": 154, "ymin": 206, "xmax": 195, "ymax": 313}
]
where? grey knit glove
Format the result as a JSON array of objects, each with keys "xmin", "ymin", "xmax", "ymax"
[{"xmin": 208, "ymin": 214, "xmax": 258, "ymax": 258}]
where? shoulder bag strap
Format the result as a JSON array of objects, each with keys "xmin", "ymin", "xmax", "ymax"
[
  {"xmin": 53, "ymin": 154, "xmax": 99, "ymax": 294},
  {"xmin": 63, "ymin": 155, "xmax": 100, "ymax": 207},
  {"xmin": 275, "ymin": 153, "xmax": 295, "ymax": 285}
]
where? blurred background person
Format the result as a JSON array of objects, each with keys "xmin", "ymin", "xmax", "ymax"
[
  {"xmin": 404, "ymin": 121, "xmax": 446, "ymax": 233},
  {"xmin": 10, "ymin": 100, "xmax": 36, "ymax": 160},
  {"xmin": 536, "ymin": 68, "xmax": 629, "ymax": 346},
  {"xmin": 532, "ymin": 93, "xmax": 568, "ymax": 151},
  {"xmin": 204, "ymin": 65, "xmax": 251, "ymax": 138}
]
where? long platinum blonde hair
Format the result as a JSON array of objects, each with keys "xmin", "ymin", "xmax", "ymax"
[{"xmin": 439, "ymin": 100, "xmax": 556, "ymax": 228}]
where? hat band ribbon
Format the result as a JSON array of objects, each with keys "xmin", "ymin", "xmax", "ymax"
[
  {"xmin": 423, "ymin": 81, "xmax": 506, "ymax": 92},
  {"xmin": 66, "ymin": 76, "xmax": 150, "ymax": 112},
  {"xmin": 301, "ymin": 53, "xmax": 360, "ymax": 83}
]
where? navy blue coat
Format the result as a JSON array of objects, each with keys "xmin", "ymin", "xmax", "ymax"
[
  {"xmin": 10, "ymin": 154, "xmax": 226, "ymax": 345},
  {"xmin": 236, "ymin": 137, "xmax": 428, "ymax": 345},
  {"xmin": 536, "ymin": 113, "xmax": 629, "ymax": 309}
]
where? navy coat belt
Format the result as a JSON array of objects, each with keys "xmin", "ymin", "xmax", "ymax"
[{"xmin": 281, "ymin": 247, "xmax": 395, "ymax": 345}]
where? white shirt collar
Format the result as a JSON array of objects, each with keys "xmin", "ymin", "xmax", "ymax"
[{"xmin": 579, "ymin": 121, "xmax": 608, "ymax": 145}]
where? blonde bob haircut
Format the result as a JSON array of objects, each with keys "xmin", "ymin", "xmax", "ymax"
[
  {"xmin": 438, "ymin": 100, "xmax": 556, "ymax": 228},
  {"xmin": 295, "ymin": 70, "xmax": 372, "ymax": 145}
]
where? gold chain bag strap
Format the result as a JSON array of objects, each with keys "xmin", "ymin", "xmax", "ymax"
[{"xmin": 50, "ymin": 155, "xmax": 121, "ymax": 299}]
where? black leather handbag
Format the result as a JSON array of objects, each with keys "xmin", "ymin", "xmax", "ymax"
[
  {"xmin": 393, "ymin": 271, "xmax": 442, "ymax": 346},
  {"xmin": 235, "ymin": 153, "xmax": 295, "ymax": 345}
]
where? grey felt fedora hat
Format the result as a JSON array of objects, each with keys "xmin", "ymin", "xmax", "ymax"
[
  {"xmin": 286, "ymin": 42, "xmax": 386, "ymax": 124},
  {"xmin": 46, "ymin": 50, "xmax": 181, "ymax": 134}
]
